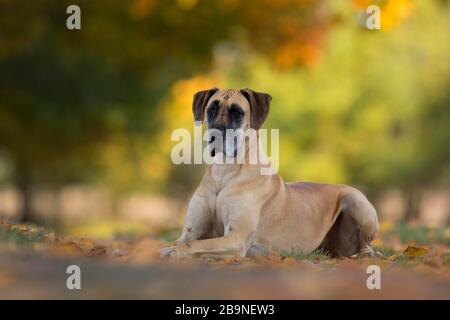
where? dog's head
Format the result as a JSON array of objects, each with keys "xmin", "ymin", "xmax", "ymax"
[{"xmin": 192, "ymin": 88, "xmax": 272, "ymax": 157}]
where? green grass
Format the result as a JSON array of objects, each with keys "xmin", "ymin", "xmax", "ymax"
[
  {"xmin": 0, "ymin": 225, "xmax": 45, "ymax": 245},
  {"xmin": 280, "ymin": 247, "xmax": 332, "ymax": 262},
  {"xmin": 155, "ymin": 228, "xmax": 180, "ymax": 242},
  {"xmin": 381, "ymin": 223, "xmax": 450, "ymax": 246},
  {"xmin": 373, "ymin": 246, "xmax": 396, "ymax": 257},
  {"xmin": 444, "ymin": 253, "xmax": 450, "ymax": 265}
]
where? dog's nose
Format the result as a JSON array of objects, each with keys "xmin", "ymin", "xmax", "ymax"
[{"xmin": 212, "ymin": 125, "xmax": 227, "ymax": 137}]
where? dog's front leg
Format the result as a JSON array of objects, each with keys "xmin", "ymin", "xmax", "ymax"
[
  {"xmin": 165, "ymin": 210, "xmax": 258, "ymax": 259},
  {"xmin": 160, "ymin": 190, "xmax": 213, "ymax": 255},
  {"xmin": 167, "ymin": 233, "xmax": 247, "ymax": 259}
]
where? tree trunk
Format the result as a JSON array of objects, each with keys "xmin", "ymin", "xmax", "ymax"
[
  {"xmin": 404, "ymin": 188, "xmax": 421, "ymax": 222},
  {"xmin": 18, "ymin": 173, "xmax": 34, "ymax": 223}
]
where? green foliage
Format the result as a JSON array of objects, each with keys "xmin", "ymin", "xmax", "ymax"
[
  {"xmin": 281, "ymin": 247, "xmax": 331, "ymax": 262},
  {"xmin": 226, "ymin": 0, "xmax": 450, "ymax": 190},
  {"xmin": 155, "ymin": 228, "xmax": 182, "ymax": 242},
  {"xmin": 373, "ymin": 246, "xmax": 396, "ymax": 257},
  {"xmin": 0, "ymin": 0, "xmax": 448, "ymax": 202},
  {"xmin": 0, "ymin": 225, "xmax": 45, "ymax": 245},
  {"xmin": 0, "ymin": 0, "xmax": 325, "ymax": 193},
  {"xmin": 382, "ymin": 223, "xmax": 450, "ymax": 246}
]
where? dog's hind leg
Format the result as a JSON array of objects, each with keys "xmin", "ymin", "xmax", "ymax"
[{"xmin": 321, "ymin": 188, "xmax": 379, "ymax": 257}]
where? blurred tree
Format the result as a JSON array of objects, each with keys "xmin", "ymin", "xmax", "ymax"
[
  {"xmin": 222, "ymin": 0, "xmax": 450, "ymax": 221},
  {"xmin": 0, "ymin": 1, "xmax": 153, "ymax": 221},
  {"xmin": 0, "ymin": 0, "xmax": 325, "ymax": 221},
  {"xmin": 0, "ymin": 0, "xmax": 448, "ymax": 224}
]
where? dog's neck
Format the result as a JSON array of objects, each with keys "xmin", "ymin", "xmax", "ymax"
[{"xmin": 207, "ymin": 132, "xmax": 274, "ymax": 189}]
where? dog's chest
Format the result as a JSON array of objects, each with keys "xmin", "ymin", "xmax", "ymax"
[
  {"xmin": 206, "ymin": 164, "xmax": 255, "ymax": 234},
  {"xmin": 209, "ymin": 188, "xmax": 236, "ymax": 234}
]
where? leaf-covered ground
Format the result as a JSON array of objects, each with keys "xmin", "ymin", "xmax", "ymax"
[{"xmin": 0, "ymin": 220, "xmax": 449, "ymax": 299}]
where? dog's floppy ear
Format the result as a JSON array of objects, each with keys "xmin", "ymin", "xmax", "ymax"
[
  {"xmin": 192, "ymin": 88, "xmax": 219, "ymax": 124},
  {"xmin": 240, "ymin": 88, "xmax": 272, "ymax": 130}
]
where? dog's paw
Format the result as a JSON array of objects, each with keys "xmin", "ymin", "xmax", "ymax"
[
  {"xmin": 350, "ymin": 244, "xmax": 376, "ymax": 259},
  {"xmin": 359, "ymin": 244, "xmax": 376, "ymax": 257},
  {"xmin": 160, "ymin": 244, "xmax": 193, "ymax": 260},
  {"xmin": 160, "ymin": 246, "xmax": 179, "ymax": 259}
]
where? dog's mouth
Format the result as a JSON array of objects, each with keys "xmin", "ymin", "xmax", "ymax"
[
  {"xmin": 207, "ymin": 130, "xmax": 240, "ymax": 158},
  {"xmin": 209, "ymin": 148, "xmax": 237, "ymax": 158},
  {"xmin": 207, "ymin": 136, "xmax": 216, "ymax": 157},
  {"xmin": 208, "ymin": 147, "xmax": 238, "ymax": 158}
]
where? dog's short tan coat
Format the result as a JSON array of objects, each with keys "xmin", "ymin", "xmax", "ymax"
[{"xmin": 161, "ymin": 88, "xmax": 379, "ymax": 259}]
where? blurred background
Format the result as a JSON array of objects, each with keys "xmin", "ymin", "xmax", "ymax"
[{"xmin": 0, "ymin": 0, "xmax": 449, "ymax": 238}]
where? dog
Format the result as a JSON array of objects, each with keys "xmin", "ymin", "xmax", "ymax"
[{"xmin": 161, "ymin": 88, "xmax": 379, "ymax": 259}]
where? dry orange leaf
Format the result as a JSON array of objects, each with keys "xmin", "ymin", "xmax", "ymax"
[
  {"xmin": 389, "ymin": 251, "xmax": 403, "ymax": 261},
  {"xmin": 0, "ymin": 268, "xmax": 15, "ymax": 287},
  {"xmin": 48, "ymin": 241, "xmax": 84, "ymax": 257},
  {"xmin": 389, "ymin": 245, "xmax": 429, "ymax": 261},
  {"xmin": 279, "ymin": 256, "xmax": 297, "ymax": 267},
  {"xmin": 403, "ymin": 245, "xmax": 428, "ymax": 258},
  {"xmin": 127, "ymin": 238, "xmax": 162, "ymax": 264}
]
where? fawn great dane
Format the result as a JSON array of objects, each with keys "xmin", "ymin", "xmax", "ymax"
[{"xmin": 161, "ymin": 88, "xmax": 379, "ymax": 259}]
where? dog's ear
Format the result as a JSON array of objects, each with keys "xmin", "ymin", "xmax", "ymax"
[
  {"xmin": 192, "ymin": 88, "xmax": 219, "ymax": 124},
  {"xmin": 240, "ymin": 88, "xmax": 272, "ymax": 130}
]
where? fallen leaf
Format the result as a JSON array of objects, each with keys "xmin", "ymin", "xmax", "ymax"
[
  {"xmin": 389, "ymin": 251, "xmax": 403, "ymax": 261},
  {"xmin": 403, "ymin": 246, "xmax": 428, "ymax": 258},
  {"xmin": 90, "ymin": 245, "xmax": 107, "ymax": 257},
  {"xmin": 78, "ymin": 238, "xmax": 95, "ymax": 250},
  {"xmin": 0, "ymin": 268, "xmax": 15, "ymax": 287},
  {"xmin": 279, "ymin": 256, "xmax": 297, "ymax": 267},
  {"xmin": 47, "ymin": 241, "xmax": 84, "ymax": 257},
  {"xmin": 127, "ymin": 238, "xmax": 163, "ymax": 264}
]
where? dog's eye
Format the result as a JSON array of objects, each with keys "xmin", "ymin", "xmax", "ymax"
[
  {"xmin": 229, "ymin": 106, "xmax": 244, "ymax": 120},
  {"xmin": 208, "ymin": 104, "xmax": 218, "ymax": 117}
]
